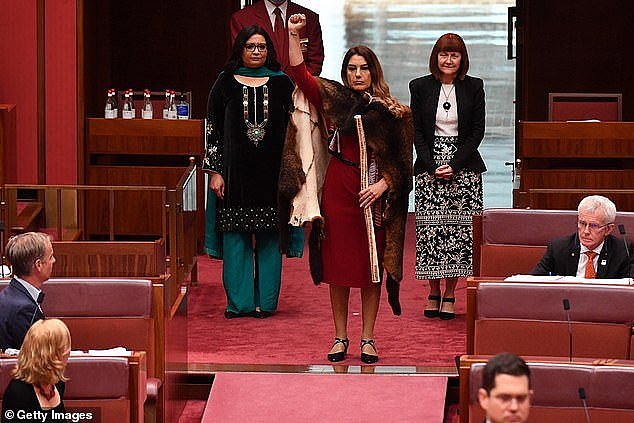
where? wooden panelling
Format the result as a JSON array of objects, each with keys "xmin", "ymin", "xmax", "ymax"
[
  {"xmin": 529, "ymin": 189, "xmax": 634, "ymax": 212},
  {"xmin": 516, "ymin": 0, "xmax": 634, "ymax": 122},
  {"xmin": 521, "ymin": 170, "xmax": 634, "ymax": 190},
  {"xmin": 51, "ymin": 240, "xmax": 166, "ymax": 277},
  {"xmin": 0, "ymin": 105, "xmax": 17, "ymax": 185},
  {"xmin": 516, "ymin": 121, "xmax": 634, "ymax": 208},
  {"xmin": 85, "ymin": 118, "xmax": 204, "ymax": 241}
]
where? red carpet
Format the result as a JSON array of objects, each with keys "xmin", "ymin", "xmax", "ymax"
[
  {"xmin": 188, "ymin": 214, "xmax": 466, "ymax": 366},
  {"xmin": 202, "ymin": 372, "xmax": 448, "ymax": 422}
]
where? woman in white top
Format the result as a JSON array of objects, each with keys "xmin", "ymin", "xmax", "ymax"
[{"xmin": 409, "ymin": 33, "xmax": 486, "ymax": 320}]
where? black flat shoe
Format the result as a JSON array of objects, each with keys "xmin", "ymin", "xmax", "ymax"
[
  {"xmin": 424, "ymin": 295, "xmax": 441, "ymax": 318},
  {"xmin": 360, "ymin": 339, "xmax": 378, "ymax": 364},
  {"xmin": 224, "ymin": 310, "xmax": 254, "ymax": 319},
  {"xmin": 327, "ymin": 337, "xmax": 349, "ymax": 362},
  {"xmin": 254, "ymin": 310, "xmax": 274, "ymax": 319},
  {"xmin": 439, "ymin": 297, "xmax": 455, "ymax": 320}
]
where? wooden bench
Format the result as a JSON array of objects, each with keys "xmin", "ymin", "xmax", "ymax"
[
  {"xmin": 466, "ymin": 278, "xmax": 634, "ymax": 359},
  {"xmin": 460, "ymin": 355, "xmax": 634, "ymax": 423},
  {"xmin": 472, "ymin": 208, "xmax": 634, "ymax": 277}
]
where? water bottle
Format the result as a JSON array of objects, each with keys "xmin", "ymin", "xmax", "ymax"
[
  {"xmin": 176, "ymin": 94, "xmax": 190, "ymax": 120},
  {"xmin": 104, "ymin": 89, "xmax": 117, "ymax": 119},
  {"xmin": 163, "ymin": 89, "xmax": 171, "ymax": 119},
  {"xmin": 142, "ymin": 89, "xmax": 153, "ymax": 119},
  {"xmin": 168, "ymin": 92, "xmax": 177, "ymax": 120},
  {"xmin": 122, "ymin": 90, "xmax": 134, "ymax": 119}
]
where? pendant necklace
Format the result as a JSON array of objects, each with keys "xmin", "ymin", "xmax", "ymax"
[
  {"xmin": 441, "ymin": 83, "xmax": 455, "ymax": 117},
  {"xmin": 243, "ymin": 85, "xmax": 268, "ymax": 147}
]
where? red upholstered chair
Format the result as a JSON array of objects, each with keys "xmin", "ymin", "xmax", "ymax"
[
  {"xmin": 549, "ymin": 92, "xmax": 622, "ymax": 121},
  {"xmin": 462, "ymin": 357, "xmax": 634, "ymax": 423},
  {"xmin": 472, "ymin": 209, "xmax": 634, "ymax": 277},
  {"xmin": 473, "ymin": 282, "xmax": 634, "ymax": 359},
  {"xmin": 0, "ymin": 354, "xmax": 147, "ymax": 423}
]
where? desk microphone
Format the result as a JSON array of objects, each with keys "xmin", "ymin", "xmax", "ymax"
[
  {"xmin": 578, "ymin": 387, "xmax": 591, "ymax": 423},
  {"xmin": 618, "ymin": 224, "xmax": 633, "ymax": 281},
  {"xmin": 563, "ymin": 298, "xmax": 572, "ymax": 362}
]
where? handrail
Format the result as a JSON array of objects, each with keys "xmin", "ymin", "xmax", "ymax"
[{"xmin": 2, "ymin": 184, "xmax": 168, "ymax": 241}]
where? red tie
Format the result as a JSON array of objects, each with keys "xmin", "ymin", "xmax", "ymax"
[
  {"xmin": 584, "ymin": 251, "xmax": 597, "ymax": 278},
  {"xmin": 273, "ymin": 7, "xmax": 288, "ymax": 67}
]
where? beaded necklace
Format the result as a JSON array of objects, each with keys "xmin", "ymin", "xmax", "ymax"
[{"xmin": 243, "ymin": 85, "xmax": 268, "ymax": 147}]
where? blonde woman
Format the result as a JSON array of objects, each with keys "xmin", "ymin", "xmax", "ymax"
[{"xmin": 1, "ymin": 319, "xmax": 71, "ymax": 422}]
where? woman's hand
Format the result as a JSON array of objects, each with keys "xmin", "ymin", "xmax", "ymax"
[
  {"xmin": 359, "ymin": 179, "xmax": 388, "ymax": 208},
  {"xmin": 209, "ymin": 173, "xmax": 225, "ymax": 199},
  {"xmin": 288, "ymin": 14, "xmax": 306, "ymax": 32},
  {"xmin": 434, "ymin": 165, "xmax": 453, "ymax": 180}
]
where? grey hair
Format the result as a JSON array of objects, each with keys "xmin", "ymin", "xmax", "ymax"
[
  {"xmin": 5, "ymin": 232, "xmax": 51, "ymax": 277},
  {"xmin": 578, "ymin": 195, "xmax": 616, "ymax": 224}
]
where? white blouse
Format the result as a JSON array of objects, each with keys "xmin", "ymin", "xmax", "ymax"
[{"xmin": 435, "ymin": 83, "xmax": 458, "ymax": 136}]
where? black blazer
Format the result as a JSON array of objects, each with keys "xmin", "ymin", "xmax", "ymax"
[
  {"xmin": 409, "ymin": 74, "xmax": 486, "ymax": 175},
  {"xmin": 0, "ymin": 278, "xmax": 44, "ymax": 350},
  {"xmin": 530, "ymin": 233, "xmax": 634, "ymax": 278}
]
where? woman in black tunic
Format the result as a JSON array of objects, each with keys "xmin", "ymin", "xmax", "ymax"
[{"xmin": 203, "ymin": 26, "xmax": 294, "ymax": 318}]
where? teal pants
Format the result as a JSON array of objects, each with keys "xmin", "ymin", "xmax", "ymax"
[{"xmin": 222, "ymin": 231, "xmax": 282, "ymax": 314}]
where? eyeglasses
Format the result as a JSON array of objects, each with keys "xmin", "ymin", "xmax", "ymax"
[
  {"xmin": 578, "ymin": 220, "xmax": 612, "ymax": 231},
  {"xmin": 244, "ymin": 43, "xmax": 267, "ymax": 52}
]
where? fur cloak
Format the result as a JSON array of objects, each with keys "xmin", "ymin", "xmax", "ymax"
[{"xmin": 279, "ymin": 78, "xmax": 413, "ymax": 314}]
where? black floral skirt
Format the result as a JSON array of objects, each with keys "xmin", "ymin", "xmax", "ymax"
[{"xmin": 415, "ymin": 136, "xmax": 483, "ymax": 279}]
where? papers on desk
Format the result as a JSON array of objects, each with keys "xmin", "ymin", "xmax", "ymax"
[
  {"xmin": 505, "ymin": 275, "xmax": 633, "ymax": 285},
  {"xmin": 88, "ymin": 347, "xmax": 131, "ymax": 356}
]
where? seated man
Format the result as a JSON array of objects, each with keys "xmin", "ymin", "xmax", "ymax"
[
  {"xmin": 530, "ymin": 195, "xmax": 634, "ymax": 278},
  {"xmin": 0, "ymin": 232, "xmax": 55, "ymax": 350},
  {"xmin": 478, "ymin": 353, "xmax": 532, "ymax": 423}
]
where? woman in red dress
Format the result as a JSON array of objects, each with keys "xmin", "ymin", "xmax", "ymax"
[{"xmin": 286, "ymin": 14, "xmax": 411, "ymax": 364}]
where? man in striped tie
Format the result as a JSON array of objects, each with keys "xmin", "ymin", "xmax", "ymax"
[
  {"xmin": 530, "ymin": 195, "xmax": 634, "ymax": 279},
  {"xmin": 230, "ymin": 0, "xmax": 324, "ymax": 75}
]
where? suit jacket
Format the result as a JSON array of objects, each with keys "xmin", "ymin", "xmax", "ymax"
[
  {"xmin": 409, "ymin": 74, "xmax": 486, "ymax": 175},
  {"xmin": 0, "ymin": 278, "xmax": 44, "ymax": 350},
  {"xmin": 530, "ymin": 233, "xmax": 634, "ymax": 278},
  {"xmin": 230, "ymin": 0, "xmax": 324, "ymax": 75}
]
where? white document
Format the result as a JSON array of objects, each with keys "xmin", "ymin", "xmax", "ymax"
[{"xmin": 505, "ymin": 275, "xmax": 632, "ymax": 285}]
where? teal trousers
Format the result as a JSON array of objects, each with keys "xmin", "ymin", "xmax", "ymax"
[{"xmin": 222, "ymin": 231, "xmax": 282, "ymax": 314}]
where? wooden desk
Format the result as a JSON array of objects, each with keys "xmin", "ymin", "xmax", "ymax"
[
  {"xmin": 516, "ymin": 121, "xmax": 634, "ymax": 210},
  {"xmin": 467, "ymin": 277, "xmax": 634, "ymax": 358},
  {"xmin": 85, "ymin": 118, "xmax": 204, "ymax": 242}
]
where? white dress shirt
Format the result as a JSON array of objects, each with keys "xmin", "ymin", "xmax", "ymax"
[
  {"xmin": 14, "ymin": 275, "xmax": 42, "ymax": 303},
  {"xmin": 576, "ymin": 242, "xmax": 604, "ymax": 277},
  {"xmin": 264, "ymin": 0, "xmax": 288, "ymax": 30}
]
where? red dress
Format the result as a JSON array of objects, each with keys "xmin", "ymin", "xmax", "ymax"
[{"xmin": 288, "ymin": 63, "xmax": 385, "ymax": 288}]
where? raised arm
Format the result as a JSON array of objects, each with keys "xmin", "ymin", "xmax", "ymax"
[{"xmin": 288, "ymin": 14, "xmax": 306, "ymax": 67}]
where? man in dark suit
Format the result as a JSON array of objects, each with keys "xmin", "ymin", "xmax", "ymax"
[
  {"xmin": 478, "ymin": 353, "xmax": 532, "ymax": 423},
  {"xmin": 531, "ymin": 195, "xmax": 634, "ymax": 278},
  {"xmin": 230, "ymin": 0, "xmax": 324, "ymax": 75},
  {"xmin": 0, "ymin": 232, "xmax": 55, "ymax": 350}
]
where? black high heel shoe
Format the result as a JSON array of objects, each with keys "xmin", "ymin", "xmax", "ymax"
[
  {"xmin": 439, "ymin": 297, "xmax": 455, "ymax": 320},
  {"xmin": 360, "ymin": 339, "xmax": 378, "ymax": 364},
  {"xmin": 424, "ymin": 295, "xmax": 441, "ymax": 318},
  {"xmin": 327, "ymin": 338, "xmax": 349, "ymax": 362}
]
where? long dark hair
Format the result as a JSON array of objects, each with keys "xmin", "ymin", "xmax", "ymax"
[{"xmin": 224, "ymin": 25, "xmax": 281, "ymax": 73}]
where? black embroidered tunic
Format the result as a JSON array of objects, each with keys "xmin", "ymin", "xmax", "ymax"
[{"xmin": 204, "ymin": 71, "xmax": 294, "ymax": 232}]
